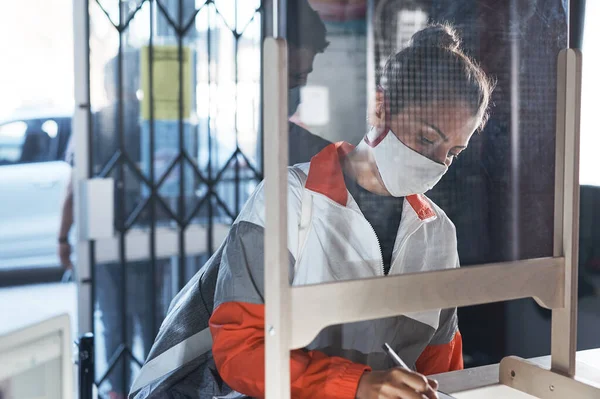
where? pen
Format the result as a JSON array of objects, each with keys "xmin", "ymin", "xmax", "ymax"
[
  {"xmin": 382, "ymin": 342, "xmax": 410, "ymax": 370},
  {"xmin": 382, "ymin": 342, "xmax": 456, "ymax": 399}
]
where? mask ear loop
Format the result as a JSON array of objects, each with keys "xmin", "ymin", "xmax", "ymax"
[{"xmin": 364, "ymin": 85, "xmax": 391, "ymax": 148}]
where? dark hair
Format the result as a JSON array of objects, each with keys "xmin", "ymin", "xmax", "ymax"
[
  {"xmin": 380, "ymin": 23, "xmax": 494, "ymax": 131},
  {"xmin": 286, "ymin": 0, "xmax": 329, "ymax": 53}
]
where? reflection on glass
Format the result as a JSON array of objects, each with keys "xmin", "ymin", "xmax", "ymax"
[
  {"xmin": 88, "ymin": 0, "xmax": 265, "ymax": 397},
  {"xmin": 143, "ymin": 14, "xmax": 494, "ymax": 399},
  {"xmin": 287, "ymin": 22, "xmax": 494, "ymax": 285},
  {"xmin": 103, "ymin": 0, "xmax": 569, "ymax": 397}
]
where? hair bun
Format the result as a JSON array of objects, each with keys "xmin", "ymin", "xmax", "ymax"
[{"xmin": 410, "ymin": 23, "xmax": 461, "ymax": 51}]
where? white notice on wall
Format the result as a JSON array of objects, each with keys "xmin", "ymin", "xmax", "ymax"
[{"xmin": 299, "ymin": 85, "xmax": 330, "ymax": 126}]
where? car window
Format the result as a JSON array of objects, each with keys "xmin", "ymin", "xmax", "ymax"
[
  {"xmin": 0, "ymin": 118, "xmax": 61, "ymax": 165},
  {"xmin": 0, "ymin": 121, "xmax": 27, "ymax": 164}
]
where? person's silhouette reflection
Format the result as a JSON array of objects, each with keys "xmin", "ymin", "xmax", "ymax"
[{"xmin": 286, "ymin": 0, "xmax": 331, "ymax": 165}]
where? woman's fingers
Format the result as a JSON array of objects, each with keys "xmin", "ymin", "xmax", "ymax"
[
  {"xmin": 388, "ymin": 368, "xmax": 439, "ymax": 399},
  {"xmin": 389, "ymin": 368, "xmax": 430, "ymax": 392},
  {"xmin": 356, "ymin": 369, "xmax": 440, "ymax": 399},
  {"xmin": 385, "ymin": 383, "xmax": 431, "ymax": 399},
  {"xmin": 428, "ymin": 378, "xmax": 439, "ymax": 390}
]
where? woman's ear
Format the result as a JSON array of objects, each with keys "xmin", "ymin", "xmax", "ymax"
[
  {"xmin": 365, "ymin": 90, "xmax": 389, "ymax": 144},
  {"xmin": 368, "ymin": 89, "xmax": 386, "ymax": 131}
]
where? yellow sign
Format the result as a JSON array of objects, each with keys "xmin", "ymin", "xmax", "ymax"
[{"xmin": 141, "ymin": 45, "xmax": 192, "ymax": 120}]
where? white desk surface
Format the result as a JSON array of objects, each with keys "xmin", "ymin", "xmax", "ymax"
[
  {"xmin": 453, "ymin": 385, "xmax": 538, "ymax": 399},
  {"xmin": 432, "ymin": 349, "xmax": 600, "ymax": 398}
]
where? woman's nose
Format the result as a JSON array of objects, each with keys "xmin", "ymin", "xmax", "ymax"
[{"xmin": 432, "ymin": 147, "xmax": 450, "ymax": 165}]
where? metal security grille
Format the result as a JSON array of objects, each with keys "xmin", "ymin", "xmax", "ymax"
[{"xmin": 82, "ymin": 0, "xmax": 263, "ymax": 396}]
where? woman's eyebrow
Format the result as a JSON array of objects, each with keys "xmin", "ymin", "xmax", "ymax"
[{"xmin": 420, "ymin": 119, "xmax": 448, "ymax": 142}]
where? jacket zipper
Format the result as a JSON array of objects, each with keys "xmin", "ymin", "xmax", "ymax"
[{"xmin": 363, "ymin": 217, "xmax": 385, "ymax": 276}]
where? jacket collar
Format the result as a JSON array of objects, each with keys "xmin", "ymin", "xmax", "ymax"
[{"xmin": 305, "ymin": 142, "xmax": 436, "ymax": 221}]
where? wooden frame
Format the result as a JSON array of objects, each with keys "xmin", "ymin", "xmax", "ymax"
[
  {"xmin": 500, "ymin": 356, "xmax": 600, "ymax": 398},
  {"xmin": 290, "ymin": 258, "xmax": 564, "ymax": 349},
  {"xmin": 262, "ymin": 39, "xmax": 594, "ymax": 399},
  {"xmin": 497, "ymin": 48, "xmax": 593, "ymax": 398},
  {"xmin": 550, "ymin": 48, "xmax": 582, "ymax": 377},
  {"xmin": 263, "ymin": 37, "xmax": 292, "ymax": 399}
]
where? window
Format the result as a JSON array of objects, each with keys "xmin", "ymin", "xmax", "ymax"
[
  {"xmin": 0, "ymin": 119, "xmax": 61, "ymax": 165},
  {"xmin": 0, "ymin": 121, "xmax": 27, "ymax": 164}
]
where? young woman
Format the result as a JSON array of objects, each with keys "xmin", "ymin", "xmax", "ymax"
[{"xmin": 131, "ymin": 23, "xmax": 494, "ymax": 399}]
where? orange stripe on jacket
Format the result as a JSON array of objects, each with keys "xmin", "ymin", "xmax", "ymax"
[
  {"xmin": 415, "ymin": 331, "xmax": 464, "ymax": 376},
  {"xmin": 209, "ymin": 301, "xmax": 370, "ymax": 399}
]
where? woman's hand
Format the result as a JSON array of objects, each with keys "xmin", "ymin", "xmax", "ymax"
[{"xmin": 356, "ymin": 368, "xmax": 439, "ymax": 399}]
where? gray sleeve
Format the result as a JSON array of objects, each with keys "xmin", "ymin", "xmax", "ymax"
[
  {"xmin": 430, "ymin": 308, "xmax": 459, "ymax": 345},
  {"xmin": 213, "ymin": 221, "xmax": 295, "ymax": 309}
]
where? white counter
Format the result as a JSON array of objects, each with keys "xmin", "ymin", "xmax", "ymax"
[{"xmin": 432, "ymin": 349, "xmax": 600, "ymax": 398}]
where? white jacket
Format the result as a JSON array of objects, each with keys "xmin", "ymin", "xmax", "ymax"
[{"xmin": 131, "ymin": 142, "xmax": 462, "ymax": 398}]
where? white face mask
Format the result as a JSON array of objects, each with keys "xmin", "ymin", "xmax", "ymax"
[
  {"xmin": 370, "ymin": 130, "xmax": 448, "ymax": 197},
  {"xmin": 288, "ymin": 86, "xmax": 301, "ymax": 117}
]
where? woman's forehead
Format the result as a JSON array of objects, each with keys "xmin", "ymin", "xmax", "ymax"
[{"xmin": 398, "ymin": 103, "xmax": 480, "ymax": 133}]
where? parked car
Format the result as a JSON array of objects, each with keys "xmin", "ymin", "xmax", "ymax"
[
  {"xmin": 0, "ymin": 109, "xmax": 72, "ymax": 270},
  {"xmin": 0, "ymin": 108, "xmax": 259, "ymax": 271}
]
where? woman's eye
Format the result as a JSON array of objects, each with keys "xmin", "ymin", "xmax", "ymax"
[{"xmin": 420, "ymin": 135, "xmax": 435, "ymax": 145}]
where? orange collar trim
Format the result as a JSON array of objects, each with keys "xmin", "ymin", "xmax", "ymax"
[
  {"xmin": 406, "ymin": 195, "xmax": 436, "ymax": 221},
  {"xmin": 305, "ymin": 142, "xmax": 436, "ymax": 221},
  {"xmin": 305, "ymin": 142, "xmax": 354, "ymax": 206}
]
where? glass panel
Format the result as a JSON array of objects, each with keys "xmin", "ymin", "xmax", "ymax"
[
  {"xmin": 267, "ymin": 0, "xmax": 564, "ymax": 395},
  {"xmin": 84, "ymin": 0, "xmax": 570, "ymax": 396},
  {"xmin": 88, "ymin": 0, "xmax": 264, "ymax": 395},
  {"xmin": 282, "ymin": 0, "xmax": 567, "ymax": 289}
]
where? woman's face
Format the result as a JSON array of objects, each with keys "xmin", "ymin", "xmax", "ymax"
[{"xmin": 386, "ymin": 102, "xmax": 481, "ymax": 167}]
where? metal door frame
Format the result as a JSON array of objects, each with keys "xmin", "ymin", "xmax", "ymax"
[{"xmin": 73, "ymin": 0, "xmax": 264, "ymax": 395}]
